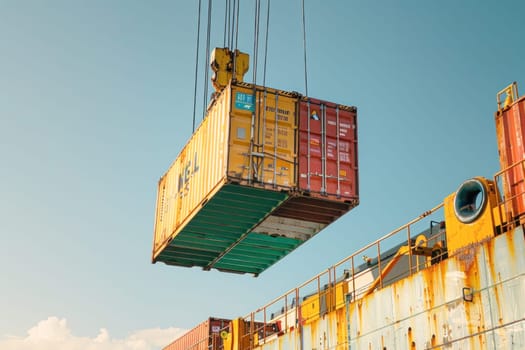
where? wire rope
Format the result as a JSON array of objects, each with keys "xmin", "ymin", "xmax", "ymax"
[
  {"xmin": 192, "ymin": 0, "xmax": 202, "ymax": 132},
  {"xmin": 262, "ymin": 0, "xmax": 271, "ymax": 87},
  {"xmin": 234, "ymin": 1, "xmax": 240, "ymax": 52},
  {"xmin": 252, "ymin": 0, "xmax": 261, "ymax": 84},
  {"xmin": 223, "ymin": 0, "xmax": 229, "ymax": 47},
  {"xmin": 231, "ymin": 0, "xmax": 241, "ymax": 82},
  {"xmin": 202, "ymin": 0, "xmax": 212, "ymax": 120},
  {"xmin": 230, "ymin": 0, "xmax": 236, "ymax": 52},
  {"xmin": 301, "ymin": 0, "xmax": 309, "ymax": 97}
]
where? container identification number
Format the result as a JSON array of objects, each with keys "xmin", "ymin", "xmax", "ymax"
[{"xmin": 235, "ymin": 92, "xmax": 255, "ymax": 111}]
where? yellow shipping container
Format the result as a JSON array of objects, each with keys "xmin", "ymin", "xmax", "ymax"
[{"xmin": 152, "ymin": 82, "xmax": 301, "ymax": 275}]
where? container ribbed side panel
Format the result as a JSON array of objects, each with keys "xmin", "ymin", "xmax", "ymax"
[
  {"xmin": 213, "ymin": 233, "xmax": 303, "ymax": 275},
  {"xmin": 163, "ymin": 317, "xmax": 230, "ymax": 350},
  {"xmin": 155, "ymin": 184, "xmax": 288, "ymax": 273},
  {"xmin": 495, "ymin": 95, "xmax": 525, "ymax": 219}
]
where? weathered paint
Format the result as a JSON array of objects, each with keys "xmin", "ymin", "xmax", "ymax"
[
  {"xmin": 443, "ymin": 177, "xmax": 500, "ymax": 256},
  {"xmin": 272, "ymin": 196, "xmax": 354, "ymax": 225},
  {"xmin": 153, "ymin": 83, "xmax": 298, "ymax": 260},
  {"xmin": 153, "ymin": 82, "xmax": 359, "ymax": 275},
  {"xmin": 160, "ymin": 206, "xmax": 524, "ymax": 349},
  {"xmin": 254, "ymin": 309, "xmax": 347, "ymax": 350},
  {"xmin": 251, "ymin": 215, "xmax": 326, "ymax": 241},
  {"xmin": 163, "ymin": 317, "xmax": 230, "ymax": 350},
  {"xmin": 163, "ymin": 201, "xmax": 525, "ymax": 349},
  {"xmin": 228, "ymin": 84, "xmax": 297, "ymax": 189},
  {"xmin": 298, "ymin": 98, "xmax": 358, "ymax": 202},
  {"xmin": 495, "ymin": 94, "xmax": 525, "ymax": 219},
  {"xmin": 243, "ymin": 226, "xmax": 525, "ymax": 350},
  {"xmin": 251, "ymin": 196, "xmax": 355, "ymax": 247},
  {"xmin": 152, "ymin": 83, "xmax": 304, "ymax": 275},
  {"xmin": 350, "ymin": 226, "xmax": 525, "ymax": 349}
]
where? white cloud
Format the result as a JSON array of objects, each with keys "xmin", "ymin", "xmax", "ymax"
[{"xmin": 0, "ymin": 317, "xmax": 187, "ymax": 350}]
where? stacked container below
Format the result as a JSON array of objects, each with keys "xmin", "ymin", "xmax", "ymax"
[
  {"xmin": 163, "ymin": 318, "xmax": 230, "ymax": 350},
  {"xmin": 152, "ymin": 82, "xmax": 358, "ymax": 276}
]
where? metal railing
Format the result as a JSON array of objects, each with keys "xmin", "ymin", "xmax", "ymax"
[
  {"xmin": 494, "ymin": 158, "xmax": 525, "ymax": 232},
  {"xmin": 496, "ymin": 82, "xmax": 519, "ymax": 110}
]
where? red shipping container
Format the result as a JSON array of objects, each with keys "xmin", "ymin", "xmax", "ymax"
[
  {"xmin": 163, "ymin": 318, "xmax": 230, "ymax": 350},
  {"xmin": 298, "ymin": 98, "xmax": 358, "ymax": 201},
  {"xmin": 495, "ymin": 93, "xmax": 525, "ymax": 219},
  {"xmin": 258, "ymin": 98, "xmax": 358, "ymax": 230}
]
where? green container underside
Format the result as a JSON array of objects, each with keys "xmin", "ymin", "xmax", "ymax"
[{"xmin": 156, "ymin": 184, "xmax": 303, "ymax": 275}]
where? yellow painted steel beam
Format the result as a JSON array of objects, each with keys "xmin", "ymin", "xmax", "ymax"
[{"xmin": 362, "ymin": 235, "xmax": 428, "ymax": 297}]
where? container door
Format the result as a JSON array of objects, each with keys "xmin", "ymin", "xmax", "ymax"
[
  {"xmin": 228, "ymin": 84, "xmax": 255, "ymax": 183},
  {"xmin": 255, "ymin": 88, "xmax": 297, "ymax": 188},
  {"xmin": 298, "ymin": 99, "xmax": 357, "ymax": 201},
  {"xmin": 228, "ymin": 84, "xmax": 297, "ymax": 189}
]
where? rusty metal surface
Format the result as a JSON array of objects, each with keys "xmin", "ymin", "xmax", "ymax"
[
  {"xmin": 297, "ymin": 98, "xmax": 358, "ymax": 203},
  {"xmin": 164, "ymin": 318, "xmax": 230, "ymax": 350},
  {"xmin": 495, "ymin": 95, "xmax": 525, "ymax": 219},
  {"xmin": 244, "ymin": 226, "xmax": 525, "ymax": 350},
  {"xmin": 271, "ymin": 196, "xmax": 355, "ymax": 225},
  {"xmin": 349, "ymin": 226, "xmax": 525, "ymax": 349}
]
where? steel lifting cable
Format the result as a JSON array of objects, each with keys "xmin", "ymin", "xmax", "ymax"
[
  {"xmin": 228, "ymin": 0, "xmax": 232, "ymax": 49},
  {"xmin": 231, "ymin": 0, "xmax": 241, "ymax": 83},
  {"xmin": 202, "ymin": 0, "xmax": 213, "ymax": 120},
  {"xmin": 301, "ymin": 0, "xmax": 309, "ymax": 97},
  {"xmin": 251, "ymin": 0, "xmax": 261, "ymax": 183},
  {"xmin": 229, "ymin": 0, "xmax": 237, "ymax": 52},
  {"xmin": 234, "ymin": 1, "xmax": 240, "ymax": 52},
  {"xmin": 252, "ymin": 0, "xmax": 261, "ymax": 85},
  {"xmin": 262, "ymin": 0, "xmax": 271, "ymax": 87},
  {"xmin": 223, "ymin": 0, "xmax": 229, "ymax": 47},
  {"xmin": 192, "ymin": 0, "xmax": 202, "ymax": 132}
]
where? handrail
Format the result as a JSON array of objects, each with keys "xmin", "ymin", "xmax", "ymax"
[
  {"xmin": 496, "ymin": 82, "xmax": 519, "ymax": 110},
  {"xmin": 331, "ymin": 203, "xmax": 443, "ymax": 270},
  {"xmin": 494, "ymin": 158, "xmax": 525, "ymax": 230}
]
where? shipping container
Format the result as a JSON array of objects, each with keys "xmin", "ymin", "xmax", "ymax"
[
  {"xmin": 163, "ymin": 317, "xmax": 230, "ymax": 350},
  {"xmin": 495, "ymin": 85, "xmax": 525, "ymax": 219},
  {"xmin": 153, "ymin": 82, "xmax": 359, "ymax": 275},
  {"xmin": 153, "ymin": 83, "xmax": 302, "ymax": 275}
]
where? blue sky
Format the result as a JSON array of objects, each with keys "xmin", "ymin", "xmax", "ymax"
[{"xmin": 1, "ymin": 1, "xmax": 524, "ymax": 349}]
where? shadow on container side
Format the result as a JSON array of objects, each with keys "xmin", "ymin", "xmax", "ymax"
[{"xmin": 152, "ymin": 82, "xmax": 359, "ymax": 276}]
